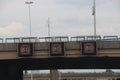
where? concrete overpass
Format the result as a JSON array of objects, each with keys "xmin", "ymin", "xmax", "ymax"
[{"xmin": 0, "ymin": 36, "xmax": 120, "ymax": 80}]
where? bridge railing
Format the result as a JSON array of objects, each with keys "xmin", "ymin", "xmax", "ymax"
[
  {"xmin": 39, "ymin": 37, "xmax": 52, "ymax": 42},
  {"xmin": 5, "ymin": 38, "xmax": 20, "ymax": 43},
  {"xmin": 21, "ymin": 37, "xmax": 38, "ymax": 42},
  {"xmin": 39, "ymin": 36, "xmax": 69, "ymax": 42},
  {"xmin": 103, "ymin": 36, "xmax": 119, "ymax": 41},
  {"xmin": 0, "ymin": 38, "xmax": 3, "ymax": 43},
  {"xmin": 0, "ymin": 35, "xmax": 120, "ymax": 43},
  {"xmin": 71, "ymin": 35, "xmax": 101, "ymax": 41},
  {"xmin": 86, "ymin": 35, "xmax": 101, "ymax": 40},
  {"xmin": 71, "ymin": 36, "xmax": 85, "ymax": 41},
  {"xmin": 4, "ymin": 36, "xmax": 69, "ymax": 43},
  {"xmin": 5, "ymin": 37, "xmax": 38, "ymax": 43}
]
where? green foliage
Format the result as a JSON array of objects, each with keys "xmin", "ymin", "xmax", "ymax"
[{"xmin": 105, "ymin": 69, "xmax": 114, "ymax": 74}]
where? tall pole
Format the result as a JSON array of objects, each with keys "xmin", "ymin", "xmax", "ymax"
[
  {"xmin": 25, "ymin": 2, "xmax": 33, "ymax": 80},
  {"xmin": 30, "ymin": 71, "xmax": 33, "ymax": 80},
  {"xmin": 25, "ymin": 1, "xmax": 33, "ymax": 37},
  {"xmin": 92, "ymin": 0, "xmax": 96, "ymax": 37},
  {"xmin": 48, "ymin": 17, "xmax": 50, "ymax": 37},
  {"xmin": 59, "ymin": 71, "xmax": 61, "ymax": 80}
]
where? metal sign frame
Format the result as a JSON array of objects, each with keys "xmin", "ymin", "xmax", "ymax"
[
  {"xmin": 49, "ymin": 42, "xmax": 65, "ymax": 57},
  {"xmin": 17, "ymin": 43, "xmax": 34, "ymax": 58},
  {"xmin": 81, "ymin": 41, "xmax": 97, "ymax": 56}
]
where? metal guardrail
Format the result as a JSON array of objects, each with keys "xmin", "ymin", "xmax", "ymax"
[
  {"xmin": 86, "ymin": 36, "xmax": 101, "ymax": 40},
  {"xmin": 103, "ymin": 36, "xmax": 118, "ymax": 41},
  {"xmin": 39, "ymin": 37, "xmax": 53, "ymax": 42},
  {"xmin": 21, "ymin": 37, "xmax": 38, "ymax": 42},
  {"xmin": 71, "ymin": 36, "xmax": 101, "ymax": 41},
  {"xmin": 39, "ymin": 36, "xmax": 69, "ymax": 42},
  {"xmin": 71, "ymin": 36, "xmax": 85, "ymax": 41},
  {"xmin": 0, "ymin": 36, "xmax": 120, "ymax": 43},
  {"xmin": 5, "ymin": 36, "xmax": 69, "ymax": 43},
  {"xmin": 5, "ymin": 37, "xmax": 38, "ymax": 43},
  {"xmin": 0, "ymin": 38, "xmax": 3, "ymax": 43},
  {"xmin": 5, "ymin": 38, "xmax": 20, "ymax": 43}
]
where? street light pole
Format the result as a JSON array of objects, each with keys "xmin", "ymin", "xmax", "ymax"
[
  {"xmin": 25, "ymin": 1, "xmax": 33, "ymax": 37},
  {"xmin": 25, "ymin": 2, "xmax": 33, "ymax": 80},
  {"xmin": 92, "ymin": 0, "xmax": 96, "ymax": 37},
  {"xmin": 48, "ymin": 17, "xmax": 50, "ymax": 37}
]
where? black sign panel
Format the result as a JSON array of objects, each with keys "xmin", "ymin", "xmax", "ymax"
[
  {"xmin": 50, "ymin": 42, "xmax": 64, "ymax": 56},
  {"xmin": 81, "ymin": 41, "xmax": 96, "ymax": 55},
  {"xmin": 18, "ymin": 43, "xmax": 34, "ymax": 57}
]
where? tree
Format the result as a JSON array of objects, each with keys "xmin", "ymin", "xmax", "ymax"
[{"xmin": 105, "ymin": 69, "xmax": 114, "ymax": 74}]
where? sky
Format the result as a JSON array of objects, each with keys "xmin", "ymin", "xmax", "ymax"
[{"xmin": 0, "ymin": 0, "xmax": 120, "ymax": 38}]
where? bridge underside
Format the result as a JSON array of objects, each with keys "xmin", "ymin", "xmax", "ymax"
[
  {"xmin": 1, "ymin": 57, "xmax": 120, "ymax": 69},
  {"xmin": 0, "ymin": 57, "xmax": 120, "ymax": 80}
]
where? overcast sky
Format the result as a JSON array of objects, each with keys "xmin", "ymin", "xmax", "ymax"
[{"xmin": 0, "ymin": 0, "xmax": 120, "ymax": 38}]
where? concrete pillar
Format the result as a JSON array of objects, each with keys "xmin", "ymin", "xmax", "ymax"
[
  {"xmin": 0, "ymin": 65, "xmax": 23, "ymax": 80},
  {"xmin": 24, "ymin": 70, "xmax": 28, "ymax": 75},
  {"xmin": 50, "ymin": 70, "xmax": 59, "ymax": 80}
]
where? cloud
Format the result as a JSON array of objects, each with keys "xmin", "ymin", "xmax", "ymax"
[
  {"xmin": 55, "ymin": 0, "xmax": 92, "ymax": 7},
  {"xmin": 96, "ymin": 0, "xmax": 120, "ymax": 36},
  {"xmin": 0, "ymin": 22, "xmax": 28, "ymax": 37}
]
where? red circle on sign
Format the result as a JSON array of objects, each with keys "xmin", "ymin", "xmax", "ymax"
[
  {"xmin": 20, "ymin": 44, "xmax": 30, "ymax": 55},
  {"xmin": 84, "ymin": 43, "xmax": 94, "ymax": 53},
  {"xmin": 51, "ymin": 44, "xmax": 62, "ymax": 54}
]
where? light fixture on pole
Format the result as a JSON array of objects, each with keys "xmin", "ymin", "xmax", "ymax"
[
  {"xmin": 92, "ymin": 0, "xmax": 96, "ymax": 37},
  {"xmin": 25, "ymin": 1, "xmax": 33, "ymax": 37}
]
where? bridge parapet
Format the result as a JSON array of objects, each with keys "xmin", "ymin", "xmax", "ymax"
[
  {"xmin": 0, "ymin": 35, "xmax": 119, "ymax": 43},
  {"xmin": 97, "ymin": 41, "xmax": 120, "ymax": 49},
  {"xmin": 0, "ymin": 41, "xmax": 120, "ymax": 51},
  {"xmin": 0, "ymin": 43, "xmax": 17, "ymax": 51}
]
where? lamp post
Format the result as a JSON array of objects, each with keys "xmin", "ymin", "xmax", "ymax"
[
  {"xmin": 48, "ymin": 17, "xmax": 51, "ymax": 37},
  {"xmin": 25, "ymin": 1, "xmax": 33, "ymax": 37},
  {"xmin": 92, "ymin": 0, "xmax": 96, "ymax": 37},
  {"xmin": 25, "ymin": 2, "xmax": 33, "ymax": 80}
]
